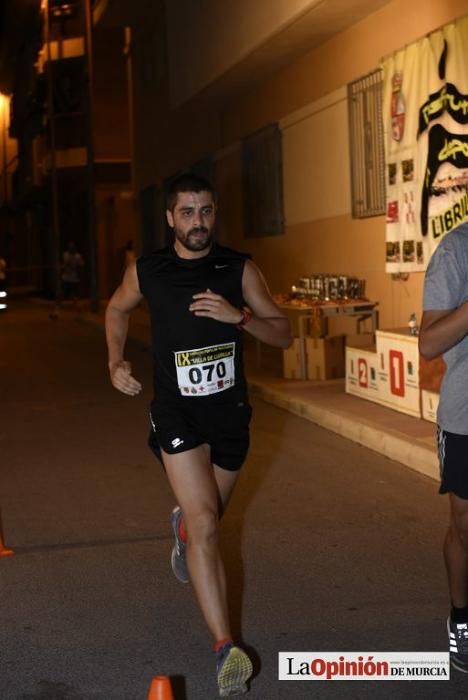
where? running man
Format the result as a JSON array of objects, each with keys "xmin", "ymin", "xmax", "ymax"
[
  {"xmin": 420, "ymin": 221, "xmax": 468, "ymax": 673},
  {"xmin": 105, "ymin": 173, "xmax": 291, "ymax": 696},
  {"xmin": 61, "ymin": 241, "xmax": 84, "ymax": 303}
]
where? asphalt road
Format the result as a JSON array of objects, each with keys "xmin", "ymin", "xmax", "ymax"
[{"xmin": 0, "ymin": 304, "xmax": 465, "ymax": 699}]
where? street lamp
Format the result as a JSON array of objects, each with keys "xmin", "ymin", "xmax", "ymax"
[{"xmin": 0, "ymin": 93, "xmax": 9, "ymax": 206}]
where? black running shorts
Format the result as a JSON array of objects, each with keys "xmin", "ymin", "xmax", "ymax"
[
  {"xmin": 148, "ymin": 397, "xmax": 252, "ymax": 471},
  {"xmin": 438, "ymin": 427, "xmax": 468, "ymax": 499}
]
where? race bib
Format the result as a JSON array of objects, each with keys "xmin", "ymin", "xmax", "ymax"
[{"xmin": 174, "ymin": 342, "xmax": 236, "ymax": 396}]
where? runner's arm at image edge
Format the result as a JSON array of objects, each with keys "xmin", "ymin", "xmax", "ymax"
[
  {"xmin": 105, "ymin": 262, "xmax": 144, "ymax": 395},
  {"xmin": 419, "ymin": 304, "xmax": 468, "ymax": 359},
  {"xmin": 241, "ymin": 260, "xmax": 292, "ymax": 349}
]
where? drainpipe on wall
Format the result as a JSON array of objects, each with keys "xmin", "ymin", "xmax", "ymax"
[
  {"xmin": 124, "ymin": 26, "xmax": 138, "ymax": 247},
  {"xmin": 83, "ymin": 0, "xmax": 99, "ymax": 312},
  {"xmin": 44, "ymin": 0, "xmax": 62, "ymax": 306}
]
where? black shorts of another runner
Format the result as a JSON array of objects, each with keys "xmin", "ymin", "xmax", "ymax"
[
  {"xmin": 148, "ymin": 396, "xmax": 252, "ymax": 471},
  {"xmin": 438, "ymin": 427, "xmax": 468, "ymax": 499}
]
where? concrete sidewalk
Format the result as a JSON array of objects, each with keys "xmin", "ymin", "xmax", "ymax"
[{"xmin": 82, "ymin": 303, "xmax": 438, "ymax": 483}]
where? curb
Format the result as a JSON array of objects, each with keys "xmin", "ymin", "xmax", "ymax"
[{"xmin": 249, "ymin": 380, "xmax": 439, "ymax": 482}]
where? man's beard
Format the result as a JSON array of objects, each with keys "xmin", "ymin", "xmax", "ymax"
[{"xmin": 175, "ymin": 226, "xmax": 213, "ymax": 252}]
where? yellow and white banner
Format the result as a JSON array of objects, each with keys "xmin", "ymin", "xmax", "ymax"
[{"xmin": 383, "ymin": 15, "xmax": 468, "ymax": 272}]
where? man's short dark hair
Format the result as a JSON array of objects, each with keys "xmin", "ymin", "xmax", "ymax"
[{"xmin": 166, "ymin": 172, "xmax": 216, "ymax": 211}]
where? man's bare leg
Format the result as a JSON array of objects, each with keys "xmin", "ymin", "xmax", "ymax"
[
  {"xmin": 213, "ymin": 463, "xmax": 242, "ymax": 514},
  {"xmin": 445, "ymin": 493, "xmax": 468, "ymax": 673},
  {"xmin": 445, "ymin": 494, "xmax": 468, "ymax": 607},
  {"xmin": 162, "ymin": 445, "xmax": 240, "ymax": 642},
  {"xmin": 163, "ymin": 446, "xmax": 252, "ymax": 694}
]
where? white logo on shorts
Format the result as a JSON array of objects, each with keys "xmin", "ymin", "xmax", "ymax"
[{"xmin": 171, "ymin": 437, "xmax": 184, "ymax": 448}]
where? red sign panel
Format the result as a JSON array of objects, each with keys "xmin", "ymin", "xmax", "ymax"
[
  {"xmin": 358, "ymin": 358, "xmax": 368, "ymax": 388},
  {"xmin": 389, "ymin": 349, "xmax": 404, "ymax": 397}
]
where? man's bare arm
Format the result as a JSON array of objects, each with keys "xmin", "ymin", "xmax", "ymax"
[
  {"xmin": 105, "ymin": 262, "xmax": 144, "ymax": 395},
  {"xmin": 188, "ymin": 260, "xmax": 292, "ymax": 348},
  {"xmin": 419, "ymin": 304, "xmax": 468, "ymax": 359},
  {"xmin": 240, "ymin": 260, "xmax": 292, "ymax": 349}
]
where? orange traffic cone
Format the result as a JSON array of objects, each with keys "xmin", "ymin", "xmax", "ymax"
[
  {"xmin": 0, "ymin": 532, "xmax": 14, "ymax": 557},
  {"xmin": 0, "ymin": 510, "xmax": 14, "ymax": 557},
  {"xmin": 147, "ymin": 676, "xmax": 174, "ymax": 700}
]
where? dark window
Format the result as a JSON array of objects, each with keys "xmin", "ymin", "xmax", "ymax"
[
  {"xmin": 139, "ymin": 185, "xmax": 166, "ymax": 254},
  {"xmin": 95, "ymin": 161, "xmax": 131, "ymax": 185},
  {"xmin": 348, "ymin": 69, "xmax": 386, "ymax": 218},
  {"xmin": 242, "ymin": 123, "xmax": 284, "ymax": 237}
]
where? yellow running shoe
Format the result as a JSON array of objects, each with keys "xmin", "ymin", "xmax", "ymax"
[{"xmin": 216, "ymin": 643, "xmax": 253, "ymax": 697}]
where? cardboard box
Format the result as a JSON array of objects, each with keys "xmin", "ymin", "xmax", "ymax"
[
  {"xmin": 346, "ymin": 345, "xmax": 382, "ymax": 404},
  {"xmin": 421, "ymin": 389, "xmax": 439, "ymax": 423},
  {"xmin": 346, "ymin": 332, "xmax": 375, "ymax": 349},
  {"xmin": 280, "ymin": 308, "xmax": 327, "ymax": 338},
  {"xmin": 283, "ymin": 338, "xmax": 303, "ymax": 379},
  {"xmin": 306, "ymin": 335, "xmax": 345, "ymax": 381}
]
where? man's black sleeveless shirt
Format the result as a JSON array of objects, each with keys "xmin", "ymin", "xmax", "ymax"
[{"xmin": 136, "ymin": 244, "xmax": 249, "ymax": 404}]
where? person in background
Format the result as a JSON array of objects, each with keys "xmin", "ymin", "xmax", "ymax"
[
  {"xmin": 0, "ymin": 255, "xmax": 7, "ymax": 311},
  {"xmin": 419, "ymin": 220, "xmax": 468, "ymax": 674},
  {"xmin": 50, "ymin": 241, "xmax": 84, "ymax": 320},
  {"xmin": 61, "ymin": 241, "xmax": 84, "ymax": 304},
  {"xmin": 105, "ymin": 173, "xmax": 291, "ymax": 696}
]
